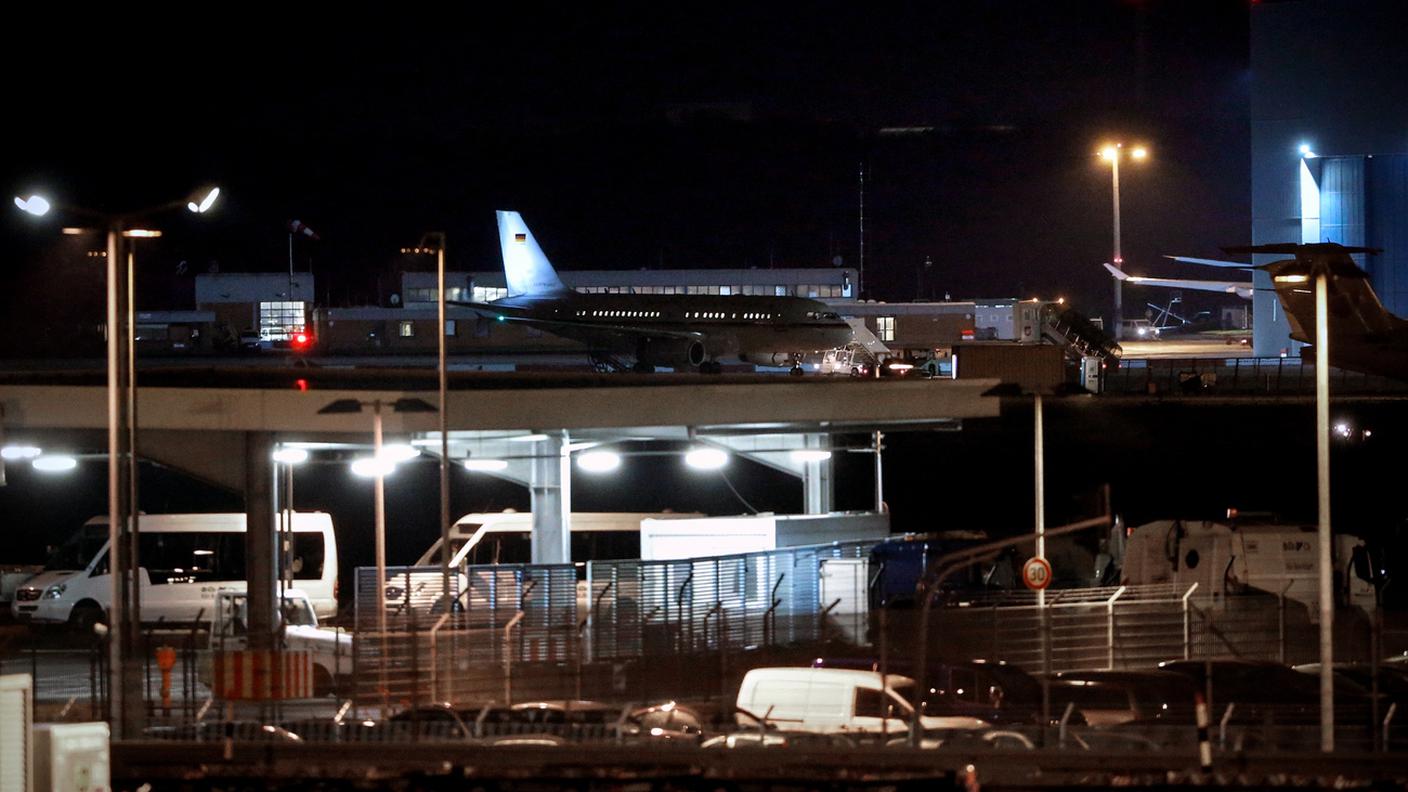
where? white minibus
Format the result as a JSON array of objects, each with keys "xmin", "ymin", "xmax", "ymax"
[{"xmin": 27, "ymin": 512, "xmax": 338, "ymax": 627}]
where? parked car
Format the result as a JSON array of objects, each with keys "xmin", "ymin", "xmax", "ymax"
[
  {"xmin": 386, "ymin": 702, "xmax": 477, "ymax": 741},
  {"xmin": 280, "ymin": 716, "xmax": 384, "ymax": 743},
  {"xmin": 143, "ymin": 721, "xmax": 302, "ymax": 742},
  {"xmin": 626, "ymin": 700, "xmax": 707, "ymax": 742},
  {"xmin": 1158, "ymin": 659, "xmax": 1375, "ymax": 724},
  {"xmin": 1049, "ymin": 670, "xmax": 1198, "ymax": 726},
  {"xmin": 812, "ymin": 657, "xmax": 1048, "ymax": 725}
]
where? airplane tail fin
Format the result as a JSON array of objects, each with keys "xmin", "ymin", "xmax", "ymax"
[
  {"xmin": 497, "ymin": 210, "xmax": 571, "ymax": 298},
  {"xmin": 1102, "ymin": 262, "xmax": 1129, "ymax": 281}
]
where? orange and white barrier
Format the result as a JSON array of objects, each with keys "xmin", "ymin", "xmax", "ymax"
[{"xmin": 212, "ymin": 650, "xmax": 313, "ymax": 700}]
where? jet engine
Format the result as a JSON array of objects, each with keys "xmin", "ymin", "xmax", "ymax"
[{"xmin": 637, "ymin": 337, "xmax": 707, "ymax": 369}]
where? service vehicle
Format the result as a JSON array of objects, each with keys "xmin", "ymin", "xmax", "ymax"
[
  {"xmin": 734, "ymin": 666, "xmax": 988, "ymax": 736},
  {"xmin": 26, "ymin": 512, "xmax": 338, "ymax": 628},
  {"xmin": 206, "ymin": 589, "xmax": 351, "ymax": 697}
]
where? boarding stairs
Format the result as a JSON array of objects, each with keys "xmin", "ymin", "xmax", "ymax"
[{"xmin": 1041, "ymin": 303, "xmax": 1122, "ymax": 365}]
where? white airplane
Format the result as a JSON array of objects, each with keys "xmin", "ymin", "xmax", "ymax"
[{"xmin": 452, "ymin": 211, "xmax": 855, "ymax": 373}]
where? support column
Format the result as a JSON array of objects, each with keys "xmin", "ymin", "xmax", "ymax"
[
  {"xmin": 530, "ymin": 430, "xmax": 572, "ymax": 565},
  {"xmin": 244, "ymin": 431, "xmax": 277, "ymax": 650},
  {"xmin": 802, "ymin": 434, "xmax": 833, "ymax": 515}
]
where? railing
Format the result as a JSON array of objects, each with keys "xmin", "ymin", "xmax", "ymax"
[{"xmin": 1103, "ymin": 357, "xmax": 1408, "ymax": 396}]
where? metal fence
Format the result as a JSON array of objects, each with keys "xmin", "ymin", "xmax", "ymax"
[
  {"xmin": 351, "ymin": 541, "xmax": 875, "ymax": 708},
  {"xmin": 585, "ymin": 542, "xmax": 872, "ymax": 662},
  {"xmin": 1103, "ymin": 357, "xmax": 1408, "ymax": 396},
  {"xmin": 917, "ymin": 582, "xmax": 1375, "ymax": 673}
]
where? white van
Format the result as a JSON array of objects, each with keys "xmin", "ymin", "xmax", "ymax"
[
  {"xmin": 27, "ymin": 512, "xmax": 338, "ymax": 627},
  {"xmin": 11, "ymin": 519, "xmax": 111, "ymax": 622},
  {"xmin": 735, "ymin": 667, "xmax": 988, "ymax": 735}
]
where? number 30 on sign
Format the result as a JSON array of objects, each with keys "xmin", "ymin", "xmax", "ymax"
[{"xmin": 1022, "ymin": 557, "xmax": 1052, "ymax": 591}]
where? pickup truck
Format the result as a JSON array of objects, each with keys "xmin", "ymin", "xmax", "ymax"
[{"xmin": 206, "ymin": 589, "xmax": 352, "ymax": 696}]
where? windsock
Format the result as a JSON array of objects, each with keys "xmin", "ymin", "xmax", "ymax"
[{"xmin": 288, "ymin": 219, "xmax": 320, "ymax": 240}]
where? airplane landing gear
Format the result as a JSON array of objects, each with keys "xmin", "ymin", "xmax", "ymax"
[
  {"xmin": 699, "ymin": 361, "xmax": 723, "ymax": 374},
  {"xmin": 789, "ymin": 364, "xmax": 805, "ymax": 376},
  {"xmin": 632, "ymin": 360, "xmax": 655, "ymax": 373}
]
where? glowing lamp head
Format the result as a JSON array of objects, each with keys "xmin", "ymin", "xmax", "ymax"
[
  {"xmin": 790, "ymin": 449, "xmax": 832, "ymax": 463},
  {"xmin": 14, "ymin": 195, "xmax": 51, "ymax": 216},
  {"xmin": 351, "ymin": 457, "xmax": 395, "ymax": 478},
  {"xmin": 577, "ymin": 450, "xmax": 621, "ymax": 473},
  {"xmin": 684, "ymin": 447, "xmax": 729, "ymax": 471},
  {"xmin": 463, "ymin": 458, "xmax": 509, "ymax": 472},
  {"xmin": 1099, "ymin": 145, "xmax": 1119, "ymax": 161},
  {"xmin": 1298, "ymin": 143, "xmax": 1313, "ymax": 156},
  {"xmin": 272, "ymin": 447, "xmax": 309, "ymax": 465},
  {"xmin": 1, "ymin": 445, "xmax": 42, "ymax": 461},
  {"xmin": 32, "ymin": 455, "xmax": 78, "ymax": 473},
  {"xmin": 1130, "ymin": 147, "xmax": 1148, "ymax": 160},
  {"xmin": 187, "ymin": 186, "xmax": 220, "ymax": 214}
]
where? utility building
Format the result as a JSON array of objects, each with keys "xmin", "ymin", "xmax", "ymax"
[{"xmin": 195, "ymin": 273, "xmax": 315, "ymax": 343}]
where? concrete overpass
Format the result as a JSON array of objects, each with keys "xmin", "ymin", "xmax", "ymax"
[{"xmin": 0, "ymin": 368, "xmax": 997, "ymax": 633}]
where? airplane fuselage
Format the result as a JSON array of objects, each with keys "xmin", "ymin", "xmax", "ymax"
[{"xmin": 489, "ymin": 292, "xmax": 854, "ymax": 367}]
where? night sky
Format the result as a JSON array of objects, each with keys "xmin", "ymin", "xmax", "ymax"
[
  {"xmin": 3, "ymin": 2, "xmax": 1251, "ymax": 353},
  {"xmin": 2, "ymin": 3, "xmax": 1299, "ymax": 590}
]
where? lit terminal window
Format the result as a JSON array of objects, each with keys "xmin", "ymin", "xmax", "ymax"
[
  {"xmin": 877, "ymin": 316, "xmax": 896, "ymax": 341},
  {"xmin": 399, "ymin": 321, "xmax": 415, "ymax": 338}
]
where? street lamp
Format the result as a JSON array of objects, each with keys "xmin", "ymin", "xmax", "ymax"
[
  {"xmin": 318, "ymin": 396, "xmax": 435, "ymax": 713},
  {"xmin": 1097, "ymin": 143, "xmax": 1149, "ymax": 340},
  {"xmin": 13, "ymin": 184, "xmax": 219, "ymax": 739}
]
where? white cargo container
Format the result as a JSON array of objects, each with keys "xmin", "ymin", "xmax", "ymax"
[{"xmin": 639, "ymin": 512, "xmax": 889, "ymax": 561}]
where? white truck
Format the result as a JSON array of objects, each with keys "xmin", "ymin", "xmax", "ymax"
[
  {"xmin": 1121, "ymin": 519, "xmax": 1379, "ymax": 619},
  {"xmin": 206, "ymin": 589, "xmax": 352, "ymax": 696}
]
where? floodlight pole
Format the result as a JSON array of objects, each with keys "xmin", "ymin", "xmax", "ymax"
[
  {"xmin": 1315, "ymin": 270, "xmax": 1334, "ymax": 752},
  {"xmin": 435, "ymin": 233, "xmax": 451, "ymax": 615},
  {"xmin": 15, "ymin": 188, "xmax": 218, "ymax": 739},
  {"xmin": 1110, "ymin": 153, "xmax": 1123, "ymax": 340},
  {"xmin": 105, "ymin": 221, "xmax": 142, "ymax": 739},
  {"xmin": 1035, "ymin": 393, "xmax": 1051, "ymax": 731},
  {"xmin": 372, "ymin": 399, "xmax": 389, "ymax": 712}
]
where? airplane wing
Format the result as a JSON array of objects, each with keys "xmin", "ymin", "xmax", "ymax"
[
  {"xmin": 1102, "ymin": 263, "xmax": 1254, "ymax": 300},
  {"xmin": 1164, "ymin": 255, "xmax": 1255, "ymax": 270}
]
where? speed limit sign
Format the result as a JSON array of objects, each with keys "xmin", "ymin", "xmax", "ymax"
[{"xmin": 1022, "ymin": 556, "xmax": 1052, "ymax": 591}]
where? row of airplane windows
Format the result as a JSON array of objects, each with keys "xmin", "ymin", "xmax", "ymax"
[
  {"xmin": 575, "ymin": 284, "xmax": 848, "ymax": 297},
  {"xmin": 575, "ymin": 310, "xmax": 779, "ymax": 320},
  {"xmin": 408, "ymin": 284, "xmax": 851, "ymax": 302}
]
